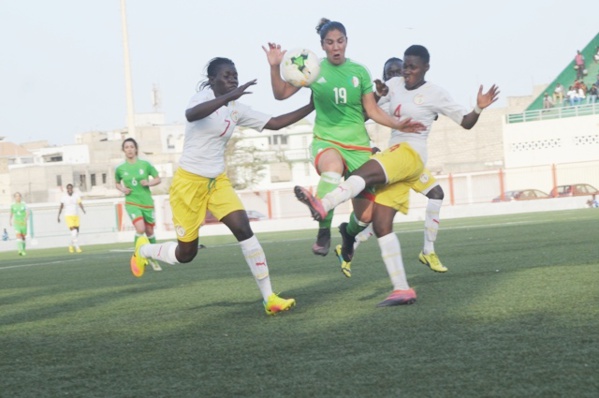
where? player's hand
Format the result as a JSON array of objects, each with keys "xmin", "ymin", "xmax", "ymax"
[
  {"xmin": 262, "ymin": 42, "xmax": 286, "ymax": 66},
  {"xmin": 374, "ymin": 79, "xmax": 389, "ymax": 97},
  {"xmin": 394, "ymin": 117, "xmax": 425, "ymax": 133},
  {"xmin": 227, "ymin": 79, "xmax": 257, "ymax": 101},
  {"xmin": 477, "ymin": 84, "xmax": 500, "ymax": 110}
]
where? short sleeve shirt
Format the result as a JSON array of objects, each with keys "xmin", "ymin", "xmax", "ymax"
[
  {"xmin": 115, "ymin": 159, "xmax": 159, "ymax": 207},
  {"xmin": 310, "ymin": 59, "xmax": 373, "ymax": 147},
  {"xmin": 379, "ymin": 77, "xmax": 468, "ymax": 164},
  {"xmin": 61, "ymin": 193, "xmax": 82, "ymax": 216},
  {"xmin": 178, "ymin": 89, "xmax": 272, "ymax": 178}
]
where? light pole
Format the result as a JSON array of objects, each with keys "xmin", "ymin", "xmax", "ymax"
[{"xmin": 120, "ymin": 0, "xmax": 136, "ymax": 138}]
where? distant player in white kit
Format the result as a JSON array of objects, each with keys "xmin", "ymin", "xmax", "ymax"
[{"xmin": 57, "ymin": 183, "xmax": 86, "ymax": 253}]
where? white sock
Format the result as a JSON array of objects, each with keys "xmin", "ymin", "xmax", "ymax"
[
  {"xmin": 322, "ymin": 175, "xmax": 366, "ymax": 212},
  {"xmin": 140, "ymin": 241, "xmax": 179, "ymax": 265},
  {"xmin": 239, "ymin": 235, "xmax": 273, "ymax": 301},
  {"xmin": 354, "ymin": 223, "xmax": 374, "ymax": 250},
  {"xmin": 423, "ymin": 199, "xmax": 442, "ymax": 254},
  {"xmin": 378, "ymin": 233, "xmax": 410, "ymax": 291},
  {"xmin": 70, "ymin": 229, "xmax": 79, "ymax": 248}
]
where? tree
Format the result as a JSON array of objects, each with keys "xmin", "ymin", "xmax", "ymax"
[{"xmin": 224, "ymin": 133, "xmax": 267, "ymax": 190}]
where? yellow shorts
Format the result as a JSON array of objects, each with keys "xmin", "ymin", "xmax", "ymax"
[
  {"xmin": 371, "ymin": 143, "xmax": 436, "ymax": 215},
  {"xmin": 170, "ymin": 168, "xmax": 244, "ymax": 242},
  {"xmin": 65, "ymin": 215, "xmax": 80, "ymax": 229}
]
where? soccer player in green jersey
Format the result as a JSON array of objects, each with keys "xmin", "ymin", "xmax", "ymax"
[
  {"xmin": 115, "ymin": 138, "xmax": 163, "ymax": 270},
  {"xmin": 263, "ymin": 18, "xmax": 424, "ymax": 264},
  {"xmin": 9, "ymin": 192, "xmax": 29, "ymax": 256}
]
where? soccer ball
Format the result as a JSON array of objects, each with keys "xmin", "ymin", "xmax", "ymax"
[{"xmin": 281, "ymin": 48, "xmax": 321, "ymax": 87}]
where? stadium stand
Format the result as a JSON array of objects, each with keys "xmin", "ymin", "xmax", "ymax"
[{"xmin": 526, "ymin": 32, "xmax": 599, "ymax": 111}]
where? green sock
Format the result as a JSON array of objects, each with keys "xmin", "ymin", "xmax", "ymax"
[
  {"xmin": 148, "ymin": 236, "xmax": 156, "ymax": 244},
  {"xmin": 317, "ymin": 172, "xmax": 341, "ymax": 230},
  {"xmin": 346, "ymin": 213, "xmax": 367, "ymax": 238}
]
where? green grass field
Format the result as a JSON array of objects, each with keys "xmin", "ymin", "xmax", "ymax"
[{"xmin": 1, "ymin": 209, "xmax": 598, "ymax": 397}]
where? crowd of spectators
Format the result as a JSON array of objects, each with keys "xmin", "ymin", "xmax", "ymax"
[{"xmin": 544, "ymin": 48, "xmax": 599, "ymax": 109}]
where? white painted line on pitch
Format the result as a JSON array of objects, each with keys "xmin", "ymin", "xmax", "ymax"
[{"xmin": 0, "ymin": 258, "xmax": 80, "ymax": 270}]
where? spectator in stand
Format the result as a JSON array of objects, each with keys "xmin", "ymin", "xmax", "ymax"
[
  {"xmin": 576, "ymin": 84, "xmax": 586, "ymax": 104},
  {"xmin": 566, "ymin": 86, "xmax": 578, "ymax": 106},
  {"xmin": 587, "ymin": 84, "xmax": 598, "ymax": 104},
  {"xmin": 543, "ymin": 92, "xmax": 554, "ymax": 109},
  {"xmin": 574, "ymin": 50, "xmax": 585, "ymax": 81},
  {"xmin": 553, "ymin": 83, "xmax": 564, "ymax": 105}
]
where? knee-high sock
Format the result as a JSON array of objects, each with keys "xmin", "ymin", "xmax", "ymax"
[
  {"xmin": 346, "ymin": 213, "xmax": 369, "ymax": 237},
  {"xmin": 378, "ymin": 233, "xmax": 410, "ymax": 291},
  {"xmin": 317, "ymin": 172, "xmax": 342, "ymax": 229},
  {"xmin": 354, "ymin": 223, "xmax": 374, "ymax": 250},
  {"xmin": 147, "ymin": 234, "xmax": 156, "ymax": 244},
  {"xmin": 140, "ymin": 241, "xmax": 179, "ymax": 265},
  {"xmin": 239, "ymin": 235, "xmax": 273, "ymax": 301},
  {"xmin": 423, "ymin": 199, "xmax": 442, "ymax": 254},
  {"xmin": 70, "ymin": 229, "xmax": 79, "ymax": 248},
  {"xmin": 321, "ymin": 175, "xmax": 366, "ymax": 213}
]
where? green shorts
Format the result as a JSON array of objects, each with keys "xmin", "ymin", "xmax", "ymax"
[{"xmin": 125, "ymin": 204, "xmax": 156, "ymax": 226}]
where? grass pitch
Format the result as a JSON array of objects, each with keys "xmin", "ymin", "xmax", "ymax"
[{"xmin": 1, "ymin": 209, "xmax": 598, "ymax": 397}]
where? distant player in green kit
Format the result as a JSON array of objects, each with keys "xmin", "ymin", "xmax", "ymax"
[
  {"xmin": 263, "ymin": 18, "xmax": 424, "ymax": 275},
  {"xmin": 9, "ymin": 192, "xmax": 29, "ymax": 256},
  {"xmin": 115, "ymin": 138, "xmax": 163, "ymax": 271}
]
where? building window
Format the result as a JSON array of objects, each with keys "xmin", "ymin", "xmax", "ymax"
[
  {"xmin": 56, "ymin": 175, "xmax": 62, "ymax": 187},
  {"xmin": 91, "ymin": 174, "xmax": 97, "ymax": 187},
  {"xmin": 79, "ymin": 174, "xmax": 86, "ymax": 191},
  {"xmin": 102, "ymin": 173, "xmax": 107, "ymax": 184}
]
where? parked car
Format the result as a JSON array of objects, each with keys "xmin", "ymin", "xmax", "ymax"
[
  {"xmin": 549, "ymin": 183, "xmax": 599, "ymax": 198},
  {"xmin": 246, "ymin": 210, "xmax": 268, "ymax": 221},
  {"xmin": 492, "ymin": 189, "xmax": 551, "ymax": 202},
  {"xmin": 203, "ymin": 210, "xmax": 268, "ymax": 224}
]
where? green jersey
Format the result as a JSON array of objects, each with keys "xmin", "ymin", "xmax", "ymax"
[
  {"xmin": 11, "ymin": 201, "xmax": 28, "ymax": 227},
  {"xmin": 115, "ymin": 159, "xmax": 158, "ymax": 208},
  {"xmin": 310, "ymin": 58, "xmax": 373, "ymax": 148}
]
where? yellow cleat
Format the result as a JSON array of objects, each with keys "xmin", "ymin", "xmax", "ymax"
[
  {"xmin": 130, "ymin": 236, "xmax": 149, "ymax": 278},
  {"xmin": 75, "ymin": 247, "xmax": 82, "ymax": 253},
  {"xmin": 69, "ymin": 246, "xmax": 75, "ymax": 253},
  {"xmin": 418, "ymin": 251, "xmax": 448, "ymax": 273},
  {"xmin": 335, "ymin": 244, "xmax": 351, "ymax": 278},
  {"xmin": 264, "ymin": 293, "xmax": 296, "ymax": 315}
]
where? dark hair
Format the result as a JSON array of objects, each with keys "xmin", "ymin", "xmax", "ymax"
[
  {"xmin": 404, "ymin": 45, "xmax": 430, "ymax": 64},
  {"xmin": 315, "ymin": 18, "xmax": 346, "ymax": 43},
  {"xmin": 66, "ymin": 183, "xmax": 74, "ymax": 189},
  {"xmin": 382, "ymin": 57, "xmax": 403, "ymax": 81},
  {"xmin": 121, "ymin": 138, "xmax": 139, "ymax": 151},
  {"xmin": 198, "ymin": 57, "xmax": 235, "ymax": 91}
]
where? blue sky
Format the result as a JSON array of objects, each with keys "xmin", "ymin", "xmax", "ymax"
[{"xmin": 1, "ymin": 0, "xmax": 597, "ymax": 145}]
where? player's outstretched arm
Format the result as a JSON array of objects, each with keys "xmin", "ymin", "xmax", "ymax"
[
  {"xmin": 262, "ymin": 42, "xmax": 301, "ymax": 100},
  {"xmin": 461, "ymin": 84, "xmax": 500, "ymax": 129},
  {"xmin": 185, "ymin": 80, "xmax": 257, "ymax": 122}
]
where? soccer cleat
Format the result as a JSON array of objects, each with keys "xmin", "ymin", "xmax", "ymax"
[
  {"xmin": 75, "ymin": 247, "xmax": 82, "ymax": 253},
  {"xmin": 418, "ymin": 251, "xmax": 448, "ymax": 273},
  {"xmin": 338, "ymin": 222, "xmax": 355, "ymax": 263},
  {"xmin": 69, "ymin": 246, "xmax": 75, "ymax": 253},
  {"xmin": 294, "ymin": 186, "xmax": 327, "ymax": 221},
  {"xmin": 377, "ymin": 288, "xmax": 417, "ymax": 307},
  {"xmin": 335, "ymin": 244, "xmax": 351, "ymax": 278},
  {"xmin": 312, "ymin": 228, "xmax": 331, "ymax": 256},
  {"xmin": 130, "ymin": 236, "xmax": 149, "ymax": 278},
  {"xmin": 264, "ymin": 293, "xmax": 296, "ymax": 315},
  {"xmin": 149, "ymin": 259, "xmax": 162, "ymax": 271}
]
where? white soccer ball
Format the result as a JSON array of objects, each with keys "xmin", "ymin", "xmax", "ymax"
[{"xmin": 281, "ymin": 48, "xmax": 321, "ymax": 87}]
